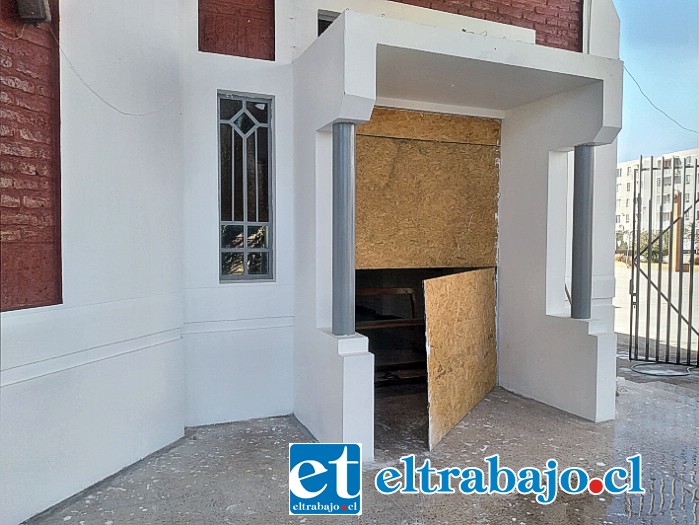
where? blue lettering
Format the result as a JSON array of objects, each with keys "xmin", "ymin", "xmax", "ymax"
[
  {"xmin": 559, "ymin": 467, "xmax": 588, "ymax": 494},
  {"xmin": 400, "ymin": 455, "xmax": 419, "ymax": 494},
  {"xmin": 485, "ymin": 455, "xmax": 516, "ymax": 494},
  {"xmin": 459, "ymin": 468, "xmax": 487, "ymax": 494},
  {"xmin": 536, "ymin": 459, "xmax": 558, "ymax": 504},
  {"xmin": 375, "ymin": 467, "xmax": 402, "ymax": 494},
  {"xmin": 417, "ymin": 459, "xmax": 438, "ymax": 494},
  {"xmin": 603, "ymin": 467, "xmax": 628, "ymax": 494},
  {"xmin": 516, "ymin": 467, "xmax": 544, "ymax": 495},
  {"xmin": 626, "ymin": 454, "xmax": 645, "ymax": 494},
  {"xmin": 435, "ymin": 467, "xmax": 461, "ymax": 494}
]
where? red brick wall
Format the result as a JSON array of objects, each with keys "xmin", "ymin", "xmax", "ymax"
[
  {"xmin": 198, "ymin": 0, "xmax": 580, "ymax": 58},
  {"xmin": 1, "ymin": 0, "xmax": 62, "ymax": 311},
  {"xmin": 396, "ymin": 0, "xmax": 582, "ymax": 51},
  {"xmin": 199, "ymin": 0, "xmax": 275, "ymax": 60}
]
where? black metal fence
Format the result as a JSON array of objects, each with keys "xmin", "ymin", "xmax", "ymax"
[{"xmin": 628, "ymin": 155, "xmax": 699, "ymax": 367}]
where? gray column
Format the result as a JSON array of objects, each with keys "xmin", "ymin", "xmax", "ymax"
[
  {"xmin": 571, "ymin": 145, "xmax": 594, "ymax": 319},
  {"xmin": 332, "ymin": 122, "xmax": 356, "ymax": 336}
]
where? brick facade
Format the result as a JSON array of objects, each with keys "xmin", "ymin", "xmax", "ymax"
[
  {"xmin": 396, "ymin": 0, "xmax": 582, "ymax": 51},
  {"xmin": 198, "ymin": 0, "xmax": 581, "ymax": 60},
  {"xmin": 199, "ymin": 0, "xmax": 275, "ymax": 60},
  {"xmin": 0, "ymin": 0, "xmax": 581, "ymax": 311},
  {"xmin": 1, "ymin": 0, "xmax": 62, "ymax": 311}
]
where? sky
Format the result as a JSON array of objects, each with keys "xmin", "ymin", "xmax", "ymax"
[{"xmin": 615, "ymin": 0, "xmax": 699, "ymax": 162}]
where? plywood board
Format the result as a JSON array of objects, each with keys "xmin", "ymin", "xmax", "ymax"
[
  {"xmin": 356, "ymin": 135, "xmax": 499, "ymax": 269},
  {"xmin": 357, "ymin": 107, "xmax": 500, "ymax": 146},
  {"xmin": 424, "ymin": 268, "xmax": 496, "ymax": 449}
]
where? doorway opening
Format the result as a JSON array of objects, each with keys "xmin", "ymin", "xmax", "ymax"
[
  {"xmin": 357, "ymin": 268, "xmax": 476, "ymax": 386},
  {"xmin": 356, "ymin": 268, "xmax": 468, "ymax": 450},
  {"xmin": 354, "ymin": 107, "xmax": 500, "ymax": 450}
]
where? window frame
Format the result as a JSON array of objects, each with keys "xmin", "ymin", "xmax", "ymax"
[{"xmin": 217, "ymin": 91, "xmax": 275, "ymax": 282}]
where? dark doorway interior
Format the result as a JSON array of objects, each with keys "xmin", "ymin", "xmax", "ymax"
[{"xmin": 355, "ymin": 268, "xmax": 467, "ymax": 449}]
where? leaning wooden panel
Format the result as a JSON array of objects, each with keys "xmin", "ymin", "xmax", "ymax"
[
  {"xmin": 356, "ymin": 136, "xmax": 498, "ymax": 269},
  {"xmin": 357, "ymin": 107, "xmax": 500, "ymax": 146},
  {"xmin": 424, "ymin": 269, "xmax": 496, "ymax": 450}
]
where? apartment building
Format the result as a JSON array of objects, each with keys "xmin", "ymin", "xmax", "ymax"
[{"xmin": 616, "ymin": 148, "xmax": 699, "ymax": 234}]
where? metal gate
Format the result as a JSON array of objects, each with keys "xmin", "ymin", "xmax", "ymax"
[{"xmin": 628, "ymin": 154, "xmax": 699, "ymax": 367}]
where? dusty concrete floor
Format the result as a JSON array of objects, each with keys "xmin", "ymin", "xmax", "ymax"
[{"xmin": 27, "ymin": 354, "xmax": 698, "ymax": 525}]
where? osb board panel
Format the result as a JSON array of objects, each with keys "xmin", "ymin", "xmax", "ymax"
[
  {"xmin": 356, "ymin": 136, "xmax": 498, "ymax": 269},
  {"xmin": 357, "ymin": 107, "xmax": 500, "ymax": 146},
  {"xmin": 424, "ymin": 268, "xmax": 496, "ymax": 450}
]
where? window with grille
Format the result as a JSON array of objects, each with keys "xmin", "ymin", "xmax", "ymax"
[{"xmin": 218, "ymin": 93, "xmax": 273, "ymax": 280}]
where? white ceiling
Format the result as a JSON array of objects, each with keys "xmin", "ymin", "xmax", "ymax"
[{"xmin": 376, "ymin": 45, "xmax": 598, "ymax": 112}]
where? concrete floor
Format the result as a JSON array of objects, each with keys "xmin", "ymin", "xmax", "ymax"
[{"xmin": 26, "ymin": 356, "xmax": 698, "ymax": 525}]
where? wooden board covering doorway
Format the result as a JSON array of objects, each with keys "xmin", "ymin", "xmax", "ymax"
[
  {"xmin": 424, "ymin": 269, "xmax": 497, "ymax": 449},
  {"xmin": 355, "ymin": 107, "xmax": 499, "ymax": 449},
  {"xmin": 355, "ymin": 107, "xmax": 500, "ymax": 270}
]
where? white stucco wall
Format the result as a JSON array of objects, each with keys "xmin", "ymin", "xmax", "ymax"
[
  {"xmin": 290, "ymin": 3, "xmax": 538, "ymax": 459},
  {"xmin": 292, "ymin": 8, "xmax": 622, "ymax": 455},
  {"xmin": 0, "ymin": 2, "xmax": 185, "ymax": 523},
  {"xmin": 292, "ymin": 17, "xmax": 376, "ymax": 457},
  {"xmin": 495, "ymin": 0, "xmax": 621, "ymax": 418},
  {"xmin": 499, "ymin": 82, "xmax": 618, "ymax": 422},
  {"xmin": 0, "ymin": 1, "xmax": 622, "ymax": 522},
  {"xmin": 178, "ymin": 0, "xmax": 294, "ymax": 426}
]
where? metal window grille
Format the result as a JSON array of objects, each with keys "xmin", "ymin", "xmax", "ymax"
[{"xmin": 218, "ymin": 93, "xmax": 273, "ymax": 280}]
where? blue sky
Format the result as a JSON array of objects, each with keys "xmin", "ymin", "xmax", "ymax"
[{"xmin": 615, "ymin": 0, "xmax": 699, "ymax": 162}]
